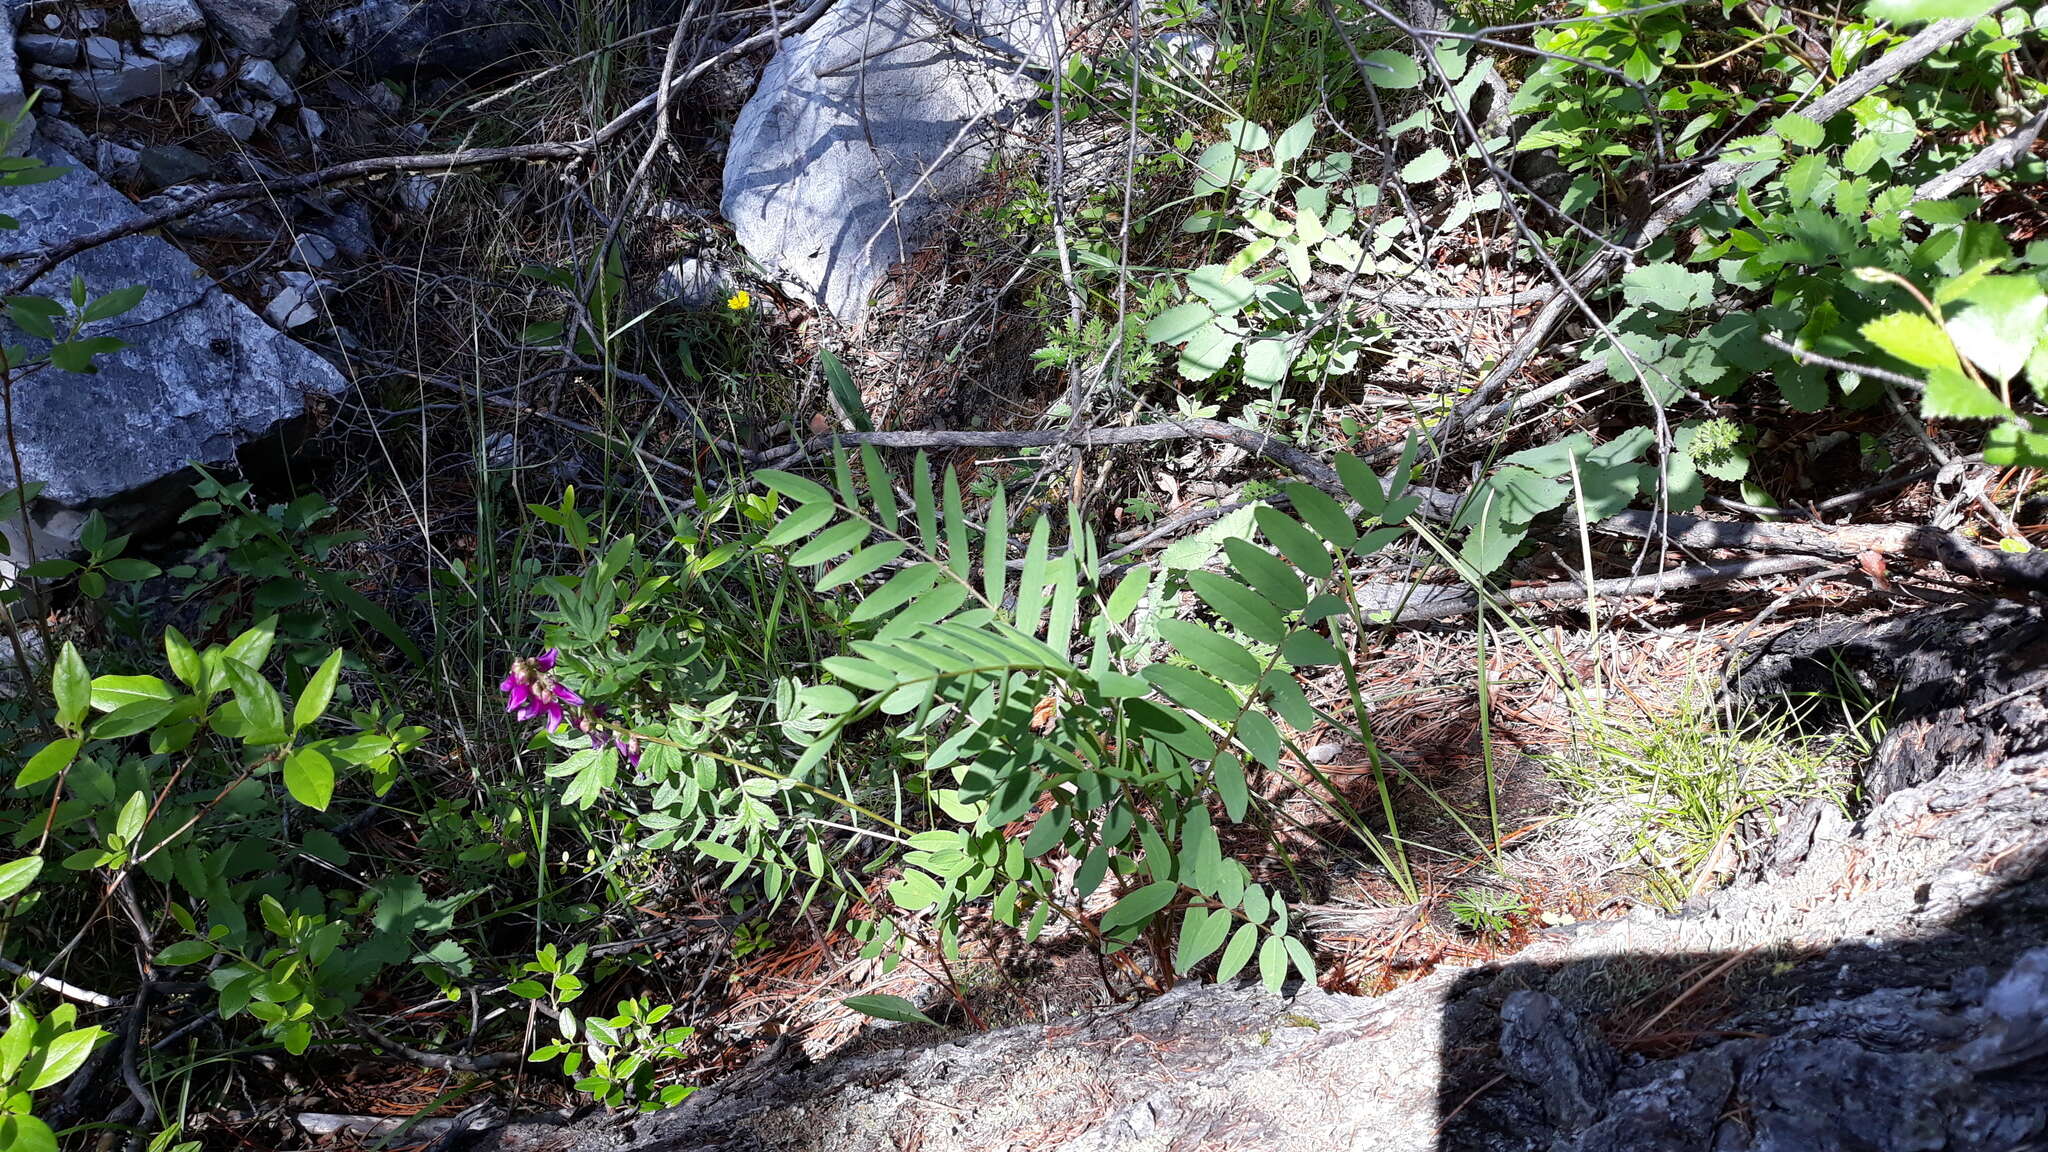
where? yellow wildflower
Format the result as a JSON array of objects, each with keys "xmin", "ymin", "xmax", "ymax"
[{"xmin": 726, "ymin": 289, "xmax": 752, "ymax": 311}]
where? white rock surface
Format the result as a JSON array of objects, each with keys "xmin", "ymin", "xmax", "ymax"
[
  {"xmin": 0, "ymin": 7, "xmax": 32, "ymax": 148},
  {"xmin": 657, "ymin": 258, "xmax": 737, "ymax": 310},
  {"xmin": 129, "ymin": 0, "xmax": 206, "ymax": 35},
  {"xmin": 264, "ymin": 271, "xmax": 325, "ymax": 328},
  {"xmin": 720, "ymin": 0, "xmax": 1067, "ymax": 322}
]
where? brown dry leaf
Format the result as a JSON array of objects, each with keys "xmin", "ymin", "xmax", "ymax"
[{"xmin": 1030, "ymin": 694, "xmax": 1060, "ymax": 734}]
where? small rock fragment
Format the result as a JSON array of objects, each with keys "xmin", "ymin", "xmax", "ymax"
[
  {"xmin": 395, "ymin": 173, "xmax": 436, "ymax": 213},
  {"xmin": 83, "ymin": 36, "xmax": 126, "ymax": 70},
  {"xmin": 657, "ymin": 258, "xmax": 737, "ymax": 310},
  {"xmin": 274, "ymin": 39, "xmax": 307, "ymax": 77},
  {"xmin": 289, "ymin": 232, "xmax": 338, "ymax": 269},
  {"xmin": 139, "ymin": 33, "xmax": 204, "ymax": 71},
  {"xmin": 70, "ymin": 59, "xmax": 188, "ymax": 106},
  {"xmin": 236, "ymin": 57, "xmax": 294, "ymax": 103},
  {"xmin": 314, "ymin": 202, "xmax": 375, "ymax": 259},
  {"xmin": 193, "ymin": 95, "xmax": 259, "ymax": 141},
  {"xmin": 264, "ymin": 271, "xmax": 326, "ymax": 329},
  {"xmin": 94, "ymin": 141, "xmax": 143, "ymax": 184},
  {"xmin": 36, "ymin": 117, "xmax": 93, "ymax": 159},
  {"xmin": 137, "ymin": 144, "xmax": 212, "ymax": 191},
  {"xmin": 17, "ymin": 35, "xmax": 83, "ymax": 67}
]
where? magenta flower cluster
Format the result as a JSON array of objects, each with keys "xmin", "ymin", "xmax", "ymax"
[{"xmin": 501, "ymin": 648, "xmax": 641, "ymax": 767}]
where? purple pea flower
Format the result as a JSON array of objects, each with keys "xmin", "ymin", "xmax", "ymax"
[{"xmin": 502, "ymin": 650, "xmax": 642, "ymax": 768}]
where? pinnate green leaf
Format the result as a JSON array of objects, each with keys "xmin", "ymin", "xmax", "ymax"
[
  {"xmin": 843, "ymin": 994, "xmax": 939, "ymax": 1026},
  {"xmin": 1101, "ymin": 880, "xmax": 1178, "ymax": 933}
]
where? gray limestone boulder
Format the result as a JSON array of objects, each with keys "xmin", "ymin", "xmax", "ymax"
[
  {"xmin": 66, "ymin": 42, "xmax": 201, "ymax": 105},
  {"xmin": 0, "ymin": 136, "xmax": 346, "ymax": 513},
  {"xmin": 1, "ymin": 6, "xmax": 33, "ymax": 148},
  {"xmin": 321, "ymin": 0, "xmax": 550, "ymax": 77},
  {"xmin": 720, "ymin": 0, "xmax": 1067, "ymax": 323},
  {"xmin": 195, "ymin": 0, "xmax": 298, "ymax": 57}
]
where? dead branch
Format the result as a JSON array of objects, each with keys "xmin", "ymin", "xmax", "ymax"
[
  {"xmin": 1359, "ymin": 556, "xmax": 1837, "ymax": 623},
  {"xmin": 1595, "ymin": 509, "xmax": 2048, "ymax": 592},
  {"xmin": 346, "ymin": 1014, "xmax": 521, "ymax": 1073},
  {"xmin": 1914, "ymin": 103, "xmax": 2048, "ymax": 201}
]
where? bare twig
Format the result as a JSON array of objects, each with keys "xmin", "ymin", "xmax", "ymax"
[
  {"xmin": 0, "ymin": 956, "xmax": 118, "ymax": 1007},
  {"xmin": 0, "ymin": 0, "xmax": 834, "ymax": 297}
]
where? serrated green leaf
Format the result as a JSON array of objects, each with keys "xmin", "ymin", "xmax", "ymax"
[
  {"xmin": 1772, "ymin": 112, "xmax": 1825, "ymax": 148},
  {"xmin": 1946, "ymin": 276, "xmax": 2048, "ymax": 384},
  {"xmin": 1862, "ymin": 310, "xmax": 1962, "ymax": 374},
  {"xmin": 1865, "ymin": 0, "xmax": 1997, "ymax": 21},
  {"xmin": 1621, "ymin": 262, "xmax": 1715, "ymax": 311},
  {"xmin": 1361, "ymin": 49, "xmax": 1421, "ymax": 88}
]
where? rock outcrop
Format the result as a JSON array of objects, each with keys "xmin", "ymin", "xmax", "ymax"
[
  {"xmin": 721, "ymin": 0, "xmax": 1068, "ymax": 322},
  {"xmin": 469, "ymin": 601, "xmax": 2048, "ymax": 1152},
  {"xmin": 321, "ymin": 0, "xmax": 551, "ymax": 78}
]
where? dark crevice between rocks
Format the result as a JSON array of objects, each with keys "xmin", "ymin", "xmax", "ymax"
[{"xmin": 1443, "ymin": 599, "xmax": 2048, "ymax": 1152}]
